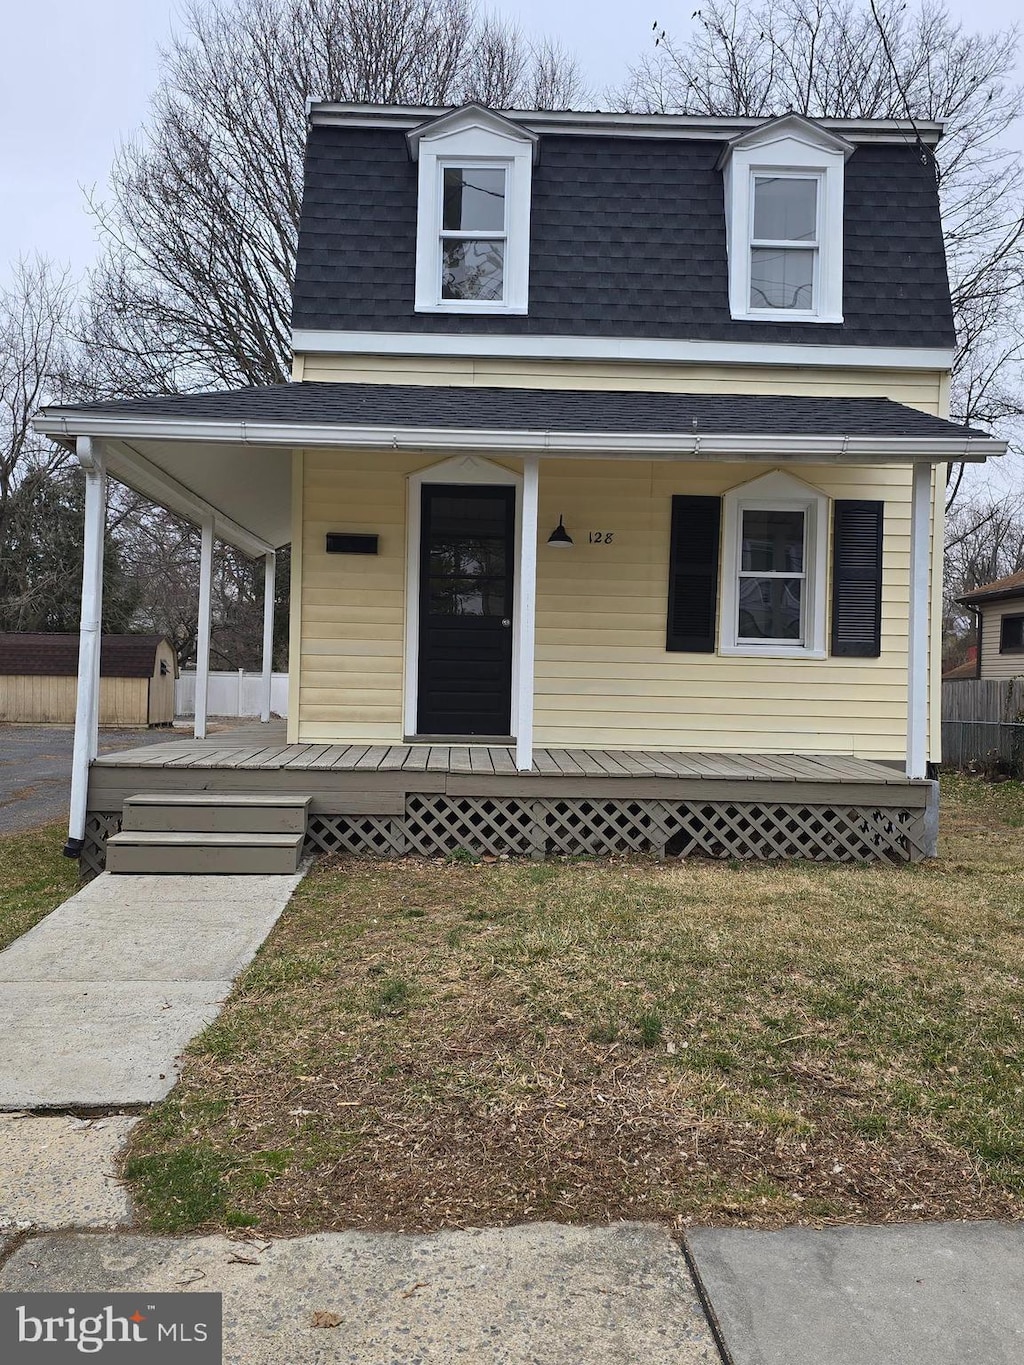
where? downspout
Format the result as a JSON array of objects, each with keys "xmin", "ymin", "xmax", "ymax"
[{"xmin": 65, "ymin": 437, "xmax": 107, "ymax": 859}]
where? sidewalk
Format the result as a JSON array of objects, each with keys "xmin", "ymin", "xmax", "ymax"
[
  {"xmin": 0, "ymin": 867, "xmax": 305, "ymax": 1108},
  {"xmin": 0, "ymin": 1224, "xmax": 720, "ymax": 1365}
]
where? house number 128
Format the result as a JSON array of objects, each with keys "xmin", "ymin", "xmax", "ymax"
[{"xmin": 588, "ymin": 531, "xmax": 614, "ymax": 543}]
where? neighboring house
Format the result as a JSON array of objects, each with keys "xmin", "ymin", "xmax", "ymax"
[
  {"xmin": 33, "ymin": 105, "xmax": 1006, "ymax": 873},
  {"xmin": 957, "ymin": 572, "xmax": 1024, "ymax": 679},
  {"xmin": 0, "ymin": 633, "xmax": 176, "ymax": 726}
]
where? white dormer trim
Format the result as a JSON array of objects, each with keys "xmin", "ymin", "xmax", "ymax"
[
  {"xmin": 410, "ymin": 105, "xmax": 535, "ymax": 316},
  {"xmin": 720, "ymin": 115, "xmax": 852, "ymax": 327},
  {"xmin": 720, "ymin": 469, "xmax": 830, "ymax": 659}
]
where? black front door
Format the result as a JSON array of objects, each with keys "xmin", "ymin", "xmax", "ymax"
[{"xmin": 417, "ymin": 484, "xmax": 515, "ymax": 736}]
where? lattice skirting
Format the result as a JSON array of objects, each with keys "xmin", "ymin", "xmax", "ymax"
[
  {"xmin": 82, "ymin": 812, "xmax": 122, "ymax": 879},
  {"xmin": 83, "ymin": 793, "xmax": 933, "ymax": 871},
  {"xmin": 304, "ymin": 795, "xmax": 933, "ymax": 863}
]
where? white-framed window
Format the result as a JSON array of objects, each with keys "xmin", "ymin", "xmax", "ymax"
[
  {"xmin": 438, "ymin": 163, "xmax": 508, "ymax": 304},
  {"xmin": 748, "ymin": 171, "xmax": 821, "ymax": 314},
  {"xmin": 720, "ymin": 470, "xmax": 828, "ymax": 659},
  {"xmin": 409, "ymin": 106, "xmax": 535, "ymax": 315},
  {"xmin": 719, "ymin": 113, "xmax": 851, "ymax": 325}
]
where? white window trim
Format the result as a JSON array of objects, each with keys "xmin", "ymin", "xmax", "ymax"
[
  {"xmin": 403, "ymin": 454, "xmax": 523, "ymax": 738},
  {"xmin": 722, "ymin": 121, "xmax": 848, "ymax": 325},
  {"xmin": 720, "ymin": 470, "xmax": 829, "ymax": 660},
  {"xmin": 413, "ymin": 118, "xmax": 533, "ymax": 315}
]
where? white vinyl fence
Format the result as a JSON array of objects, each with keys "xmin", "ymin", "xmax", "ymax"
[{"xmin": 175, "ymin": 670, "xmax": 288, "ymax": 719}]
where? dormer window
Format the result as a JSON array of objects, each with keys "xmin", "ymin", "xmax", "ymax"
[
  {"xmin": 409, "ymin": 105, "xmax": 536, "ymax": 316},
  {"xmin": 719, "ymin": 114, "xmax": 853, "ymax": 325},
  {"xmin": 440, "ymin": 166, "xmax": 507, "ymax": 302},
  {"xmin": 749, "ymin": 173, "xmax": 819, "ymax": 312}
]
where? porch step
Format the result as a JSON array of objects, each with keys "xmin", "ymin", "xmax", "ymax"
[
  {"xmin": 106, "ymin": 830, "xmax": 304, "ymax": 876},
  {"xmin": 122, "ymin": 792, "xmax": 311, "ymax": 834}
]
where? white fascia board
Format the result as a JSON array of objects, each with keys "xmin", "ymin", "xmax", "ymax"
[
  {"xmin": 290, "ymin": 327, "xmax": 955, "ymax": 372},
  {"xmin": 309, "ymin": 104, "xmax": 944, "ymax": 145},
  {"xmin": 34, "ymin": 414, "xmax": 1005, "ymax": 463}
]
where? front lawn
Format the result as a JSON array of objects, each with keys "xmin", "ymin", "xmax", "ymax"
[
  {"xmin": 125, "ymin": 775, "xmax": 1024, "ymax": 1234},
  {"xmin": 0, "ymin": 821, "xmax": 79, "ymax": 951}
]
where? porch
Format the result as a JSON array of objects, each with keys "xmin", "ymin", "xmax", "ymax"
[{"xmin": 84, "ymin": 721, "xmax": 937, "ymax": 871}]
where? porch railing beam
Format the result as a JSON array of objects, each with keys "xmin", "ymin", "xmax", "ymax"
[
  {"xmin": 516, "ymin": 455, "xmax": 539, "ymax": 773},
  {"xmin": 194, "ymin": 514, "xmax": 215, "ymax": 740},
  {"xmin": 66, "ymin": 437, "xmax": 106, "ymax": 858},
  {"xmin": 260, "ymin": 550, "xmax": 276, "ymax": 723},
  {"xmin": 906, "ymin": 461, "xmax": 932, "ymax": 779}
]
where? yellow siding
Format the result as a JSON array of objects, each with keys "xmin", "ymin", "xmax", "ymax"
[
  {"xmin": 297, "ymin": 449, "xmax": 420, "ymax": 741},
  {"xmin": 531, "ymin": 459, "xmax": 919, "ymax": 759},
  {"xmin": 295, "ymin": 447, "xmax": 936, "ymax": 762},
  {"xmin": 979, "ymin": 602, "xmax": 1024, "ymax": 680},
  {"xmin": 299, "ymin": 353, "xmax": 945, "ymax": 415},
  {"xmin": 0, "ymin": 675, "xmax": 149, "ymax": 726}
]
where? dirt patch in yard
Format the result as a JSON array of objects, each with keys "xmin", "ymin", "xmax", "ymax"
[{"xmin": 125, "ymin": 775, "xmax": 1024, "ymax": 1235}]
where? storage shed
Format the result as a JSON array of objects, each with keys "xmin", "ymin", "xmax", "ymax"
[{"xmin": 0, "ymin": 633, "xmax": 177, "ymax": 726}]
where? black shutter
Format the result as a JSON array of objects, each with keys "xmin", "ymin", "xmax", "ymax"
[
  {"xmin": 667, "ymin": 495, "xmax": 721, "ymax": 652},
  {"xmin": 831, "ymin": 500, "xmax": 884, "ymax": 657}
]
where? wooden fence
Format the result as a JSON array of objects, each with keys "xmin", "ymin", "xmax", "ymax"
[{"xmin": 941, "ymin": 678, "xmax": 1024, "ymax": 773}]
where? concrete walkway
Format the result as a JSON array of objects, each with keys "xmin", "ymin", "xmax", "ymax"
[
  {"xmin": 686, "ymin": 1222, "xmax": 1024, "ymax": 1365},
  {"xmin": 0, "ymin": 868, "xmax": 305, "ymax": 1108},
  {"xmin": 0, "ymin": 1224, "xmax": 721, "ymax": 1365}
]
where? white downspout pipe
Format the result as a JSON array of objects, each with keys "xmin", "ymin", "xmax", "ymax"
[
  {"xmin": 516, "ymin": 456, "xmax": 539, "ymax": 773},
  {"xmin": 65, "ymin": 437, "xmax": 106, "ymax": 858},
  {"xmin": 260, "ymin": 550, "xmax": 276, "ymax": 723},
  {"xmin": 906, "ymin": 461, "xmax": 932, "ymax": 779},
  {"xmin": 194, "ymin": 514, "xmax": 215, "ymax": 740}
]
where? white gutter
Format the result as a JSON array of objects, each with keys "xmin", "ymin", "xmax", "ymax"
[{"xmin": 33, "ymin": 412, "xmax": 1006, "ymax": 463}]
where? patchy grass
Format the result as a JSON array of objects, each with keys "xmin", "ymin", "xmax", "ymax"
[
  {"xmin": 124, "ymin": 775, "xmax": 1024, "ymax": 1236},
  {"xmin": 0, "ymin": 821, "xmax": 78, "ymax": 950}
]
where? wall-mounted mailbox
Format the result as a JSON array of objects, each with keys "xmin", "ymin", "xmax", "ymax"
[{"xmin": 326, "ymin": 533, "xmax": 379, "ymax": 555}]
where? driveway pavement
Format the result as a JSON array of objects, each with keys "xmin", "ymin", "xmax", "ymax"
[
  {"xmin": 0, "ymin": 867, "xmax": 306, "ymax": 1108},
  {"xmin": 0, "ymin": 724, "xmax": 177, "ymax": 834}
]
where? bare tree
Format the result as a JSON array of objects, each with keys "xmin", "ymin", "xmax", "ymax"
[
  {"xmin": 0, "ymin": 258, "xmax": 74, "ymax": 548},
  {"xmin": 617, "ymin": 0, "xmax": 1024, "ymax": 494},
  {"xmin": 77, "ymin": 0, "xmax": 586, "ymax": 396}
]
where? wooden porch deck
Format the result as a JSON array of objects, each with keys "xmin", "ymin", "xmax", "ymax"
[
  {"xmin": 81, "ymin": 720, "xmax": 935, "ymax": 870},
  {"xmin": 95, "ymin": 721, "xmax": 913, "ymax": 789}
]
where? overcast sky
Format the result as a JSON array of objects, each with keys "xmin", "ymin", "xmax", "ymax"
[{"xmin": 1, "ymin": 0, "xmax": 1021, "ymax": 283}]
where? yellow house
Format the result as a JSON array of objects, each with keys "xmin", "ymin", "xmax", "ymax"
[{"xmin": 34, "ymin": 106, "xmax": 1005, "ymax": 874}]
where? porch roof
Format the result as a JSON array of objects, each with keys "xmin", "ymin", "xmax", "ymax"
[
  {"xmin": 39, "ymin": 381, "xmax": 997, "ymax": 451},
  {"xmin": 34, "ymin": 381, "xmax": 1004, "ymax": 555}
]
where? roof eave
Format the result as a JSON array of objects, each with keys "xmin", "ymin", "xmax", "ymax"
[
  {"xmin": 308, "ymin": 102, "xmax": 944, "ymax": 145},
  {"xmin": 957, "ymin": 586, "xmax": 1024, "ymax": 608},
  {"xmin": 34, "ymin": 410, "xmax": 1005, "ymax": 463}
]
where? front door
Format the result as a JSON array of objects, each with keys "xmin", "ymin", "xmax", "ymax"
[{"xmin": 417, "ymin": 483, "xmax": 515, "ymax": 736}]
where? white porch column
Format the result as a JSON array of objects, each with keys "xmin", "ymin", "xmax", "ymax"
[
  {"xmin": 260, "ymin": 550, "xmax": 276, "ymax": 723},
  {"xmin": 516, "ymin": 456, "xmax": 539, "ymax": 773},
  {"xmin": 906, "ymin": 461, "xmax": 932, "ymax": 779},
  {"xmin": 66, "ymin": 437, "xmax": 106, "ymax": 856},
  {"xmin": 194, "ymin": 514, "xmax": 215, "ymax": 740}
]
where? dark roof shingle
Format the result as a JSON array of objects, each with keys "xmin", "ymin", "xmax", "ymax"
[
  {"xmin": 59, "ymin": 382, "xmax": 991, "ymax": 441},
  {"xmin": 291, "ymin": 127, "xmax": 956, "ymax": 349},
  {"xmin": 0, "ymin": 634, "xmax": 170, "ymax": 678}
]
